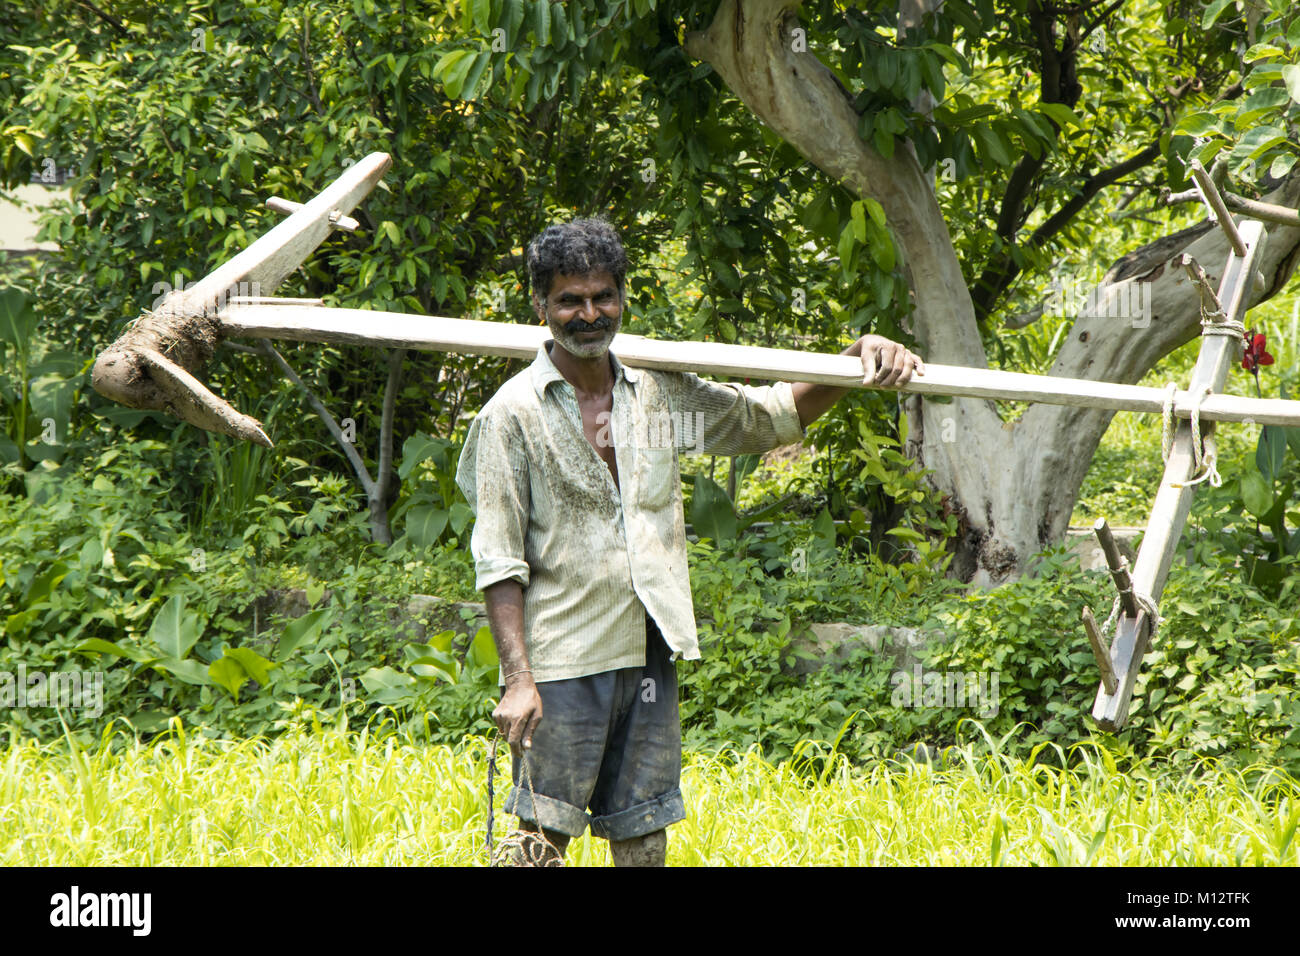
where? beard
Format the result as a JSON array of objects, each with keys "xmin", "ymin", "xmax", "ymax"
[{"xmin": 550, "ymin": 312, "xmax": 620, "ymax": 359}]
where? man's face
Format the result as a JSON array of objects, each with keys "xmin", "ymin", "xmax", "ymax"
[{"xmin": 534, "ymin": 270, "xmax": 623, "ymax": 360}]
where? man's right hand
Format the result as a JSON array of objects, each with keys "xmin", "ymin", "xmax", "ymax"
[{"xmin": 494, "ymin": 677, "xmax": 543, "ymax": 758}]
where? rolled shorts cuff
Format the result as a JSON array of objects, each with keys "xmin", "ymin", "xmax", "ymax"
[
  {"xmin": 590, "ymin": 788, "xmax": 686, "ymax": 842},
  {"xmin": 504, "ymin": 785, "xmax": 591, "ymax": 838}
]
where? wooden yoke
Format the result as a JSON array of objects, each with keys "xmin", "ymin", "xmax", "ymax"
[{"xmin": 215, "ymin": 305, "xmax": 1300, "ymax": 426}]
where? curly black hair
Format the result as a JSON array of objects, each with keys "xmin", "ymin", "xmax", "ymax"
[{"xmin": 526, "ymin": 217, "xmax": 629, "ymax": 302}]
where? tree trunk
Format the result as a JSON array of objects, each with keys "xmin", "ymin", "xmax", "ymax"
[
  {"xmin": 685, "ymin": 0, "xmax": 1300, "ymax": 584},
  {"xmin": 916, "ymin": 167, "xmax": 1300, "ymax": 584}
]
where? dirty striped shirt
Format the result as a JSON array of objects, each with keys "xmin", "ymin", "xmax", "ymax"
[{"xmin": 454, "ymin": 339, "xmax": 806, "ymax": 683}]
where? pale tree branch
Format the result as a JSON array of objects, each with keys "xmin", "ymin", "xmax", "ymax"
[
  {"xmin": 1162, "ymin": 186, "xmax": 1300, "ymax": 226},
  {"xmin": 260, "ymin": 338, "xmax": 377, "ymax": 500}
]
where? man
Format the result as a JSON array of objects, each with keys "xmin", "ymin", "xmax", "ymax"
[{"xmin": 455, "ymin": 217, "xmax": 923, "ymax": 866}]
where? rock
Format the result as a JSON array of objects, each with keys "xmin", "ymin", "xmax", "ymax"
[
  {"xmin": 1065, "ymin": 526, "xmax": 1140, "ymax": 571},
  {"xmin": 253, "ymin": 587, "xmax": 323, "ymax": 623},
  {"xmin": 385, "ymin": 595, "xmax": 488, "ymax": 658}
]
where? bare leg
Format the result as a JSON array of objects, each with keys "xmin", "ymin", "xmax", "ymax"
[
  {"xmin": 503, "ymin": 820, "xmax": 570, "ymax": 867},
  {"xmin": 610, "ymin": 828, "xmax": 667, "ymax": 867}
]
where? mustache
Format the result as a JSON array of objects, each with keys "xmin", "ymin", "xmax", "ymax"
[{"xmin": 562, "ymin": 316, "xmax": 614, "ymax": 334}]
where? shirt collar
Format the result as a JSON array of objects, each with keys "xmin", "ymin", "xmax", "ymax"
[{"xmin": 531, "ymin": 339, "xmax": 640, "ymax": 398}]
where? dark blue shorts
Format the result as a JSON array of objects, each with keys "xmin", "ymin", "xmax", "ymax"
[{"xmin": 504, "ymin": 612, "xmax": 685, "ymax": 841}]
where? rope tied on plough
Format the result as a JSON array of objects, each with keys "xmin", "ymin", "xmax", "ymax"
[
  {"xmin": 1155, "ymin": 254, "xmax": 1249, "ymax": 490},
  {"xmin": 1098, "ymin": 554, "xmax": 1162, "ymax": 647},
  {"xmin": 486, "ymin": 735, "xmax": 563, "ymax": 867},
  {"xmin": 1161, "ymin": 382, "xmax": 1222, "ymax": 488}
]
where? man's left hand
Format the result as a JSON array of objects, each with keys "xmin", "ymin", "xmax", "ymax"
[{"xmin": 858, "ymin": 334, "xmax": 925, "ymax": 388}]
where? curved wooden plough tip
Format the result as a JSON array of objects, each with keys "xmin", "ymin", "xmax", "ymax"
[
  {"xmin": 92, "ymin": 345, "xmax": 272, "ymax": 447},
  {"xmin": 89, "ymin": 151, "xmax": 393, "ymax": 447}
]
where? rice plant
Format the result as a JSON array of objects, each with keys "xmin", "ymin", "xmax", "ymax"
[{"xmin": 1, "ymin": 720, "xmax": 1295, "ymax": 866}]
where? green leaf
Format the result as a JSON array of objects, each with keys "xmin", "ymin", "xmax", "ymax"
[
  {"xmin": 225, "ymin": 647, "xmax": 275, "ymax": 686},
  {"xmin": 850, "ymin": 201, "xmax": 867, "ymax": 242},
  {"xmin": 864, "ymin": 197, "xmax": 886, "ymax": 229},
  {"xmin": 208, "ymin": 656, "xmax": 249, "ymax": 699},
  {"xmin": 469, "ymin": 625, "xmax": 499, "ymax": 669},
  {"xmin": 950, "ymin": 104, "xmax": 998, "ymax": 124},
  {"xmin": 459, "ymin": 51, "xmax": 493, "ymax": 100},
  {"xmin": 30, "ymin": 350, "xmax": 82, "ymax": 376},
  {"xmin": 837, "ymin": 221, "xmax": 856, "ymax": 271},
  {"xmin": 407, "ymin": 505, "xmax": 450, "ymax": 548},
  {"xmin": 1035, "ymin": 103, "xmax": 1080, "ymax": 130},
  {"xmin": 869, "ymin": 225, "xmax": 895, "ymax": 272},
  {"xmin": 1283, "ymin": 65, "xmax": 1300, "ymax": 105},
  {"xmin": 5, "ymin": 609, "xmax": 38, "ymax": 637},
  {"xmin": 1286, "ymin": 426, "xmax": 1300, "ymax": 462},
  {"xmin": 157, "ymin": 658, "xmax": 212, "ymax": 686},
  {"xmin": 1244, "ymin": 43, "xmax": 1285, "ymax": 64},
  {"xmin": 147, "ymin": 594, "xmax": 204, "ymax": 659},
  {"xmin": 690, "ymin": 474, "xmax": 737, "ymax": 544},
  {"xmin": 0, "ymin": 287, "xmax": 38, "ymax": 350},
  {"xmin": 398, "ymin": 431, "xmax": 450, "ymax": 478},
  {"xmin": 360, "ymin": 666, "xmax": 417, "ymax": 705},
  {"xmin": 504, "ymin": 0, "xmax": 527, "ymax": 48},
  {"xmin": 1270, "ymin": 154, "xmax": 1297, "ymax": 179},
  {"xmin": 23, "ymin": 560, "xmax": 68, "ymax": 606},
  {"xmin": 433, "ymin": 49, "xmax": 472, "ymax": 81},
  {"xmin": 1242, "ymin": 471, "xmax": 1272, "ymax": 518},
  {"xmin": 812, "ymin": 507, "xmax": 836, "ymax": 554},
  {"xmin": 449, "ymin": 501, "xmax": 474, "ymax": 535},
  {"xmin": 1236, "ymin": 87, "xmax": 1291, "ymax": 125},
  {"xmin": 277, "ymin": 608, "xmax": 334, "ymax": 660},
  {"xmin": 533, "ymin": 0, "xmax": 551, "ymax": 45},
  {"xmin": 1201, "ymin": 0, "xmax": 1234, "ymax": 29},
  {"xmin": 973, "ymin": 125, "xmax": 1012, "ymax": 166},
  {"xmin": 75, "ymin": 638, "xmax": 159, "ymax": 666},
  {"xmin": 1257, "ymin": 425, "xmax": 1286, "ymax": 483},
  {"xmin": 438, "ymin": 50, "xmax": 478, "ymax": 97},
  {"xmin": 1174, "ymin": 111, "xmax": 1218, "ymax": 137}
]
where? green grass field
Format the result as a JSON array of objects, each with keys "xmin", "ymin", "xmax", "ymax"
[{"xmin": 3, "ymin": 721, "xmax": 1296, "ymax": 866}]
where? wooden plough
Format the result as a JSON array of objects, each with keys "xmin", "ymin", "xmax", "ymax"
[{"xmin": 91, "ymin": 152, "xmax": 1300, "ymax": 731}]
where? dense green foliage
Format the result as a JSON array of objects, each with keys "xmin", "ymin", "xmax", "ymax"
[
  {"xmin": 3, "ymin": 395, "xmax": 1296, "ymax": 775},
  {"xmin": 2, "ymin": 1, "xmax": 1298, "ymax": 808}
]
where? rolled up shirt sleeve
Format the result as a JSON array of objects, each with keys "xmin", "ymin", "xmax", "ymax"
[
  {"xmin": 454, "ymin": 403, "xmax": 532, "ymax": 590},
  {"xmin": 668, "ymin": 372, "xmax": 806, "ymax": 456}
]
